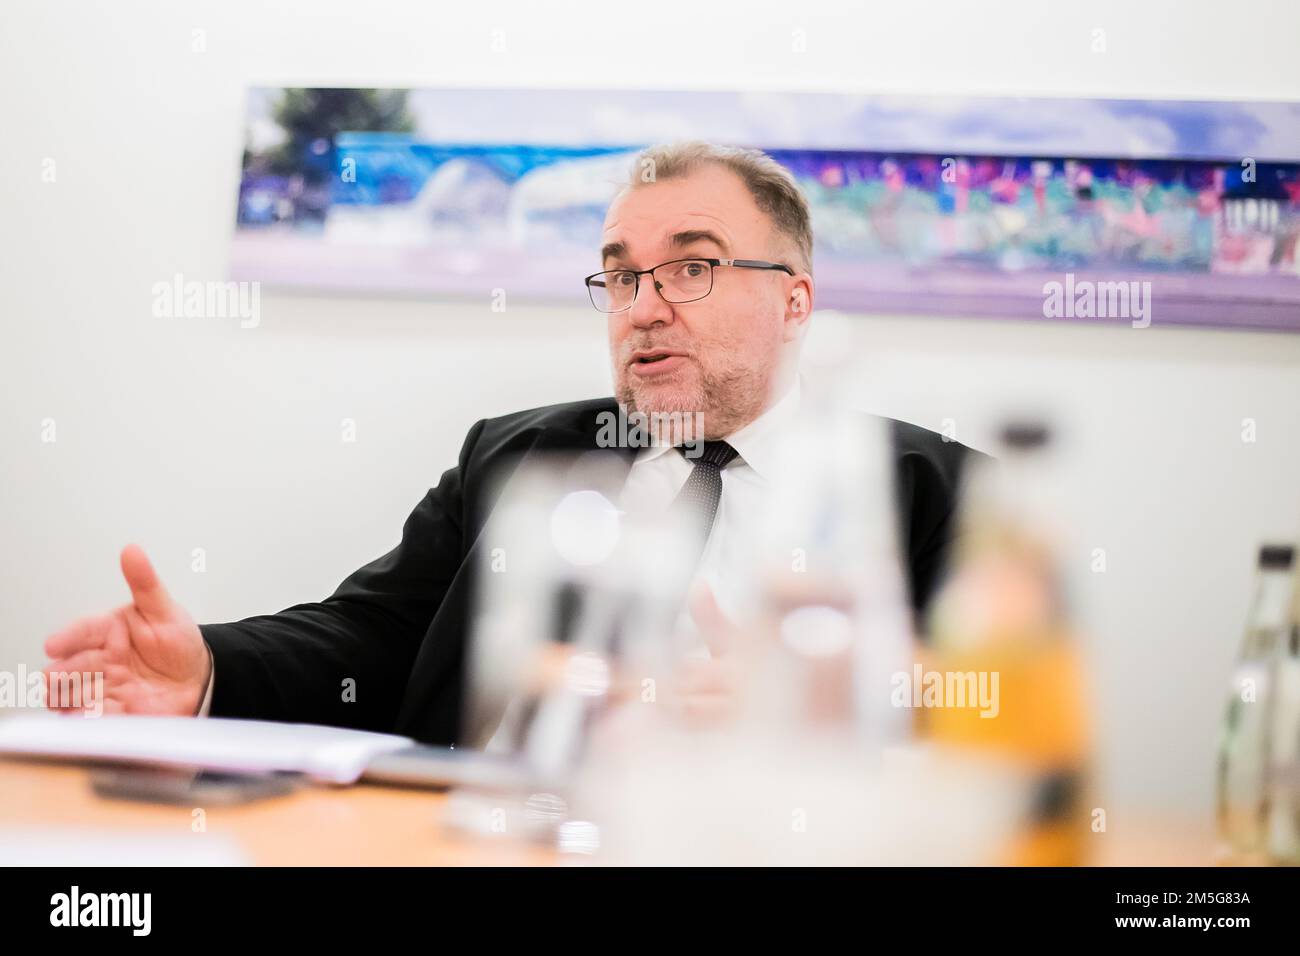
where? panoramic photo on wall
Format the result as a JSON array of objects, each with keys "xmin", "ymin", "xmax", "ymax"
[{"xmin": 232, "ymin": 87, "xmax": 1300, "ymax": 331}]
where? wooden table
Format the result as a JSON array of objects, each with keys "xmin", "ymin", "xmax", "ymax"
[
  {"xmin": 0, "ymin": 757, "xmax": 1220, "ymax": 866},
  {"xmin": 0, "ymin": 757, "xmax": 555, "ymax": 866}
]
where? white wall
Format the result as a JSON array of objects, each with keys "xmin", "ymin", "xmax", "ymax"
[{"xmin": 2, "ymin": 0, "xmax": 1299, "ymax": 818}]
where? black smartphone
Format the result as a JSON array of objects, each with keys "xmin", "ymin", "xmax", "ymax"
[{"xmin": 90, "ymin": 766, "xmax": 300, "ymax": 806}]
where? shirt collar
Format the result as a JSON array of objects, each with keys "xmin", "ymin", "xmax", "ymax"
[
  {"xmin": 723, "ymin": 376, "xmax": 801, "ymax": 479},
  {"xmin": 632, "ymin": 377, "xmax": 802, "ymax": 477}
]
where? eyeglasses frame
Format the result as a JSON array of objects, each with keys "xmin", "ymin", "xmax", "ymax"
[{"xmin": 584, "ymin": 257, "xmax": 796, "ymax": 312}]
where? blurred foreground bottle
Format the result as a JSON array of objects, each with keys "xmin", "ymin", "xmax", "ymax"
[
  {"xmin": 739, "ymin": 369, "xmax": 914, "ymax": 755},
  {"xmin": 1266, "ymin": 560, "xmax": 1300, "ymax": 864},
  {"xmin": 924, "ymin": 421, "xmax": 1092, "ymax": 866},
  {"xmin": 727, "ymin": 312, "xmax": 918, "ymax": 760},
  {"xmin": 1217, "ymin": 543, "xmax": 1295, "ymax": 862}
]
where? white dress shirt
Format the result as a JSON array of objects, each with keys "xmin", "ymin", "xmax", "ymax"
[{"xmin": 617, "ymin": 378, "xmax": 802, "ymax": 646}]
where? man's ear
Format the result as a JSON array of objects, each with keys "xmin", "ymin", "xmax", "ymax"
[{"xmin": 784, "ymin": 277, "xmax": 814, "ymax": 341}]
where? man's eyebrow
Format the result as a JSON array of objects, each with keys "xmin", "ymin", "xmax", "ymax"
[
  {"xmin": 600, "ymin": 241, "xmax": 628, "ymax": 266},
  {"xmin": 668, "ymin": 229, "xmax": 728, "ymax": 253},
  {"xmin": 600, "ymin": 230, "xmax": 728, "ymax": 268}
]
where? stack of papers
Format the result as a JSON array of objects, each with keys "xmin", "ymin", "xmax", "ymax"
[{"xmin": 0, "ymin": 714, "xmax": 414, "ymax": 784}]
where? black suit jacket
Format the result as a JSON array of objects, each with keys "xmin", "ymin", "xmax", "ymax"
[{"xmin": 201, "ymin": 398, "xmax": 979, "ymax": 745}]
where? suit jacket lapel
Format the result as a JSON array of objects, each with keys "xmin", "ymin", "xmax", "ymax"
[{"xmin": 528, "ymin": 400, "xmax": 642, "ymax": 487}]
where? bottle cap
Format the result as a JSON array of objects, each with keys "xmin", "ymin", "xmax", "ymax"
[
  {"xmin": 1000, "ymin": 421, "xmax": 1051, "ymax": 450},
  {"xmin": 1259, "ymin": 544, "xmax": 1296, "ymax": 570}
]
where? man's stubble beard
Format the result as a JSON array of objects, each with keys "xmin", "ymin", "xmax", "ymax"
[{"xmin": 615, "ymin": 356, "xmax": 768, "ymax": 441}]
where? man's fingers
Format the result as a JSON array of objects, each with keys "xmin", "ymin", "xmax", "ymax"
[
  {"xmin": 42, "ymin": 652, "xmax": 107, "ymax": 710},
  {"xmin": 45, "ymin": 650, "xmax": 107, "ymax": 681},
  {"xmin": 120, "ymin": 544, "xmax": 174, "ymax": 619},
  {"xmin": 677, "ymin": 657, "xmax": 731, "ymax": 696},
  {"xmin": 689, "ymin": 583, "xmax": 741, "ymax": 656},
  {"xmin": 44, "ymin": 613, "xmax": 111, "ymax": 659}
]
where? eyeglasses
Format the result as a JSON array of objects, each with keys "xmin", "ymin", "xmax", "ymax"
[{"xmin": 584, "ymin": 257, "xmax": 795, "ymax": 313}]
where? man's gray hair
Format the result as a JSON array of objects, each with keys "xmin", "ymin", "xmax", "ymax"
[{"xmin": 625, "ymin": 141, "xmax": 813, "ymax": 275}]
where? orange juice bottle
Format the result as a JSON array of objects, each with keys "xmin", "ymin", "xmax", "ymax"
[{"xmin": 924, "ymin": 422, "xmax": 1093, "ymax": 866}]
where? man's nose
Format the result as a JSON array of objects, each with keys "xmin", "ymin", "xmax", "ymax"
[{"xmin": 628, "ymin": 272, "xmax": 674, "ymax": 328}]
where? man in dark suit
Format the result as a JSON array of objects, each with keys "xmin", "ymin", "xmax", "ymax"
[{"xmin": 42, "ymin": 141, "xmax": 976, "ymax": 745}]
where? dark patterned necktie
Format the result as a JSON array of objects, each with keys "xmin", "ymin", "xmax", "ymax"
[{"xmin": 670, "ymin": 440, "xmax": 740, "ymax": 548}]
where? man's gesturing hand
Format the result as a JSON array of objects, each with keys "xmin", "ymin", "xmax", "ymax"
[
  {"xmin": 673, "ymin": 584, "xmax": 746, "ymax": 726},
  {"xmin": 43, "ymin": 544, "xmax": 211, "ymax": 716}
]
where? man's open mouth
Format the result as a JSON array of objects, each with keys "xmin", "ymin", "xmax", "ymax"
[{"xmin": 630, "ymin": 350, "xmax": 685, "ymax": 366}]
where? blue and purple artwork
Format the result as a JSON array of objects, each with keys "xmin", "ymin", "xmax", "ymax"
[{"xmin": 233, "ymin": 88, "xmax": 1300, "ymax": 331}]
